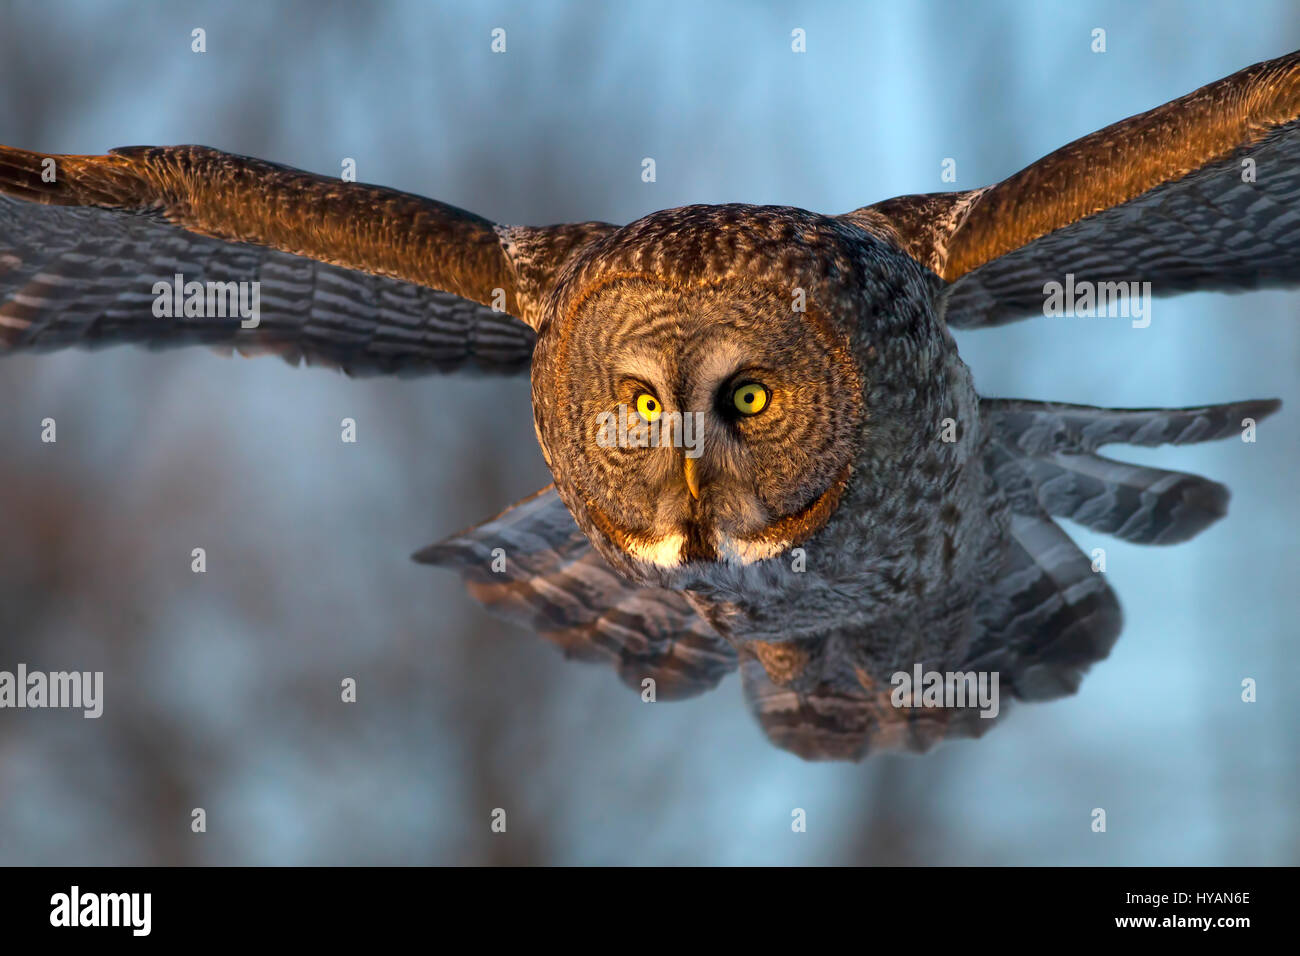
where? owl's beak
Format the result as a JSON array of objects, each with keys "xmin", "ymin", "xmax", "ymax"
[{"xmin": 683, "ymin": 454, "xmax": 701, "ymax": 500}]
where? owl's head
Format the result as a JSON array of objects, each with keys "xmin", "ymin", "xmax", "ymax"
[{"xmin": 530, "ymin": 205, "xmax": 893, "ymax": 587}]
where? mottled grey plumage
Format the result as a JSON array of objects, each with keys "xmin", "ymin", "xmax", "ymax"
[{"xmin": 2, "ymin": 50, "xmax": 1297, "ymax": 759}]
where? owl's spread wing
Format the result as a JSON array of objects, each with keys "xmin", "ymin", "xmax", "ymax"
[
  {"xmin": 0, "ymin": 145, "xmax": 614, "ymax": 374},
  {"xmin": 414, "ymin": 486, "xmax": 738, "ymax": 699},
  {"xmin": 846, "ymin": 49, "xmax": 1300, "ymax": 328}
]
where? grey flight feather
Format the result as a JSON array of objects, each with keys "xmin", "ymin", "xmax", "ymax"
[
  {"xmin": 0, "ymin": 199, "xmax": 536, "ymax": 376},
  {"xmin": 414, "ymin": 486, "xmax": 737, "ymax": 700}
]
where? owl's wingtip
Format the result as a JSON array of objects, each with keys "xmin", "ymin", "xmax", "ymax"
[
  {"xmin": 1253, "ymin": 397, "xmax": 1283, "ymax": 418},
  {"xmin": 411, "ymin": 540, "xmax": 456, "ymax": 566}
]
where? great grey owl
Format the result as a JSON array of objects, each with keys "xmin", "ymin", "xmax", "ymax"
[{"xmin": 2, "ymin": 51, "xmax": 1296, "ymax": 760}]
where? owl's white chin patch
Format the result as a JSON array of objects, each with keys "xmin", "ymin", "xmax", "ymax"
[
  {"xmin": 622, "ymin": 530, "xmax": 791, "ymax": 569},
  {"xmin": 625, "ymin": 532, "xmax": 687, "ymax": 568},
  {"xmin": 715, "ymin": 533, "xmax": 791, "ymax": 565}
]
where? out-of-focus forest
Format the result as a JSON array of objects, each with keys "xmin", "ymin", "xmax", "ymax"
[{"xmin": 0, "ymin": 0, "xmax": 1296, "ymax": 865}]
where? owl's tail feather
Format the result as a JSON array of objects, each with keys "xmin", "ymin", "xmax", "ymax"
[{"xmin": 981, "ymin": 396, "xmax": 1280, "ymax": 544}]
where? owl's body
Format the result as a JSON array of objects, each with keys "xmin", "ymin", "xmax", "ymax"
[
  {"xmin": 534, "ymin": 207, "xmax": 996, "ymax": 736},
  {"xmin": 525, "ymin": 204, "xmax": 1125, "ymax": 756},
  {"xmin": 3, "ymin": 50, "xmax": 1298, "ymax": 758}
]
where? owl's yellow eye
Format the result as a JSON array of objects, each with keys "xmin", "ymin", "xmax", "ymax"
[
  {"xmin": 732, "ymin": 382, "xmax": 768, "ymax": 416},
  {"xmin": 635, "ymin": 393, "xmax": 662, "ymax": 422}
]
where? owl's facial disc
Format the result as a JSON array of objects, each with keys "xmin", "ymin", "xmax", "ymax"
[{"xmin": 543, "ymin": 277, "xmax": 864, "ymax": 579}]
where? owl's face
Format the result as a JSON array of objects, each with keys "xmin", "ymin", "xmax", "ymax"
[{"xmin": 533, "ymin": 273, "xmax": 865, "ymax": 585}]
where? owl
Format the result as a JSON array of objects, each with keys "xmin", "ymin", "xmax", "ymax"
[{"xmin": 2, "ymin": 51, "xmax": 1297, "ymax": 760}]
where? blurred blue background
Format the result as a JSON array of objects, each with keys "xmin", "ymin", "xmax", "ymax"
[{"xmin": 0, "ymin": 0, "xmax": 1296, "ymax": 864}]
